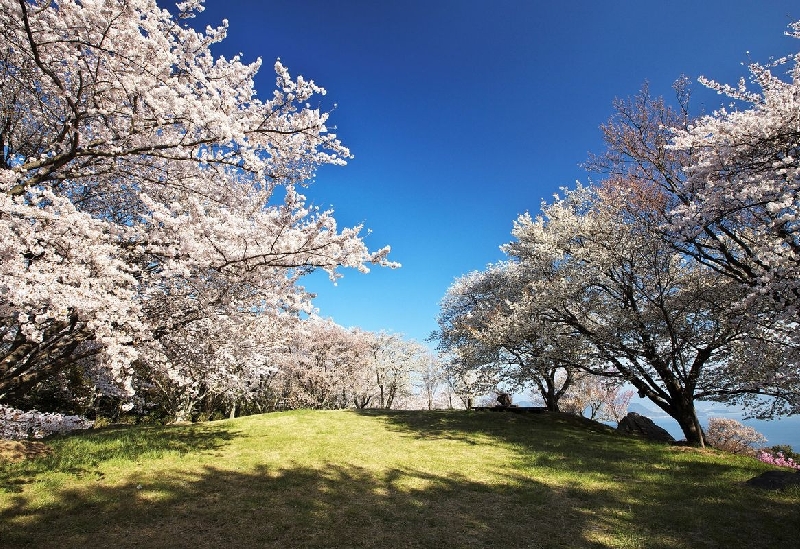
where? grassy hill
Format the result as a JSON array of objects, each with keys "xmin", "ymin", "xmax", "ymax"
[{"xmin": 1, "ymin": 409, "xmax": 798, "ymax": 548}]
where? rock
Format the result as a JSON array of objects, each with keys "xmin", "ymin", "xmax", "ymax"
[
  {"xmin": 617, "ymin": 412, "xmax": 675, "ymax": 443},
  {"xmin": 746, "ymin": 470, "xmax": 800, "ymax": 490}
]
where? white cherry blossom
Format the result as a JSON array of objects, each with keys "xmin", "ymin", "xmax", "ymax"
[{"xmin": 0, "ymin": 0, "xmax": 395, "ymax": 404}]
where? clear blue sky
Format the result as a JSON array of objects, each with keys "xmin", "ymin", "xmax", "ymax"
[{"xmin": 190, "ymin": 1, "xmax": 799, "ymax": 345}]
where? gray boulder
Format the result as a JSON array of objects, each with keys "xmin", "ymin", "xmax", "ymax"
[
  {"xmin": 746, "ymin": 470, "xmax": 800, "ymax": 490},
  {"xmin": 617, "ymin": 412, "xmax": 675, "ymax": 443}
]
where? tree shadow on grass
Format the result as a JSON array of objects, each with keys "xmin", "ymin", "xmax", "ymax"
[
  {"xmin": 0, "ymin": 423, "xmax": 238, "ymax": 493},
  {"xmin": 1, "ymin": 461, "xmax": 590, "ymax": 549},
  {"xmin": 356, "ymin": 409, "xmax": 800, "ymax": 548},
  {"xmin": 2, "ymin": 456, "xmax": 796, "ymax": 549},
  {"xmin": 64, "ymin": 422, "xmax": 240, "ymax": 462},
  {"xmin": 356, "ymin": 409, "xmax": 638, "ymax": 471}
]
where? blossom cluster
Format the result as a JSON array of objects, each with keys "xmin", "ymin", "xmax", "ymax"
[
  {"xmin": 757, "ymin": 450, "xmax": 800, "ymax": 470},
  {"xmin": 0, "ymin": 405, "xmax": 94, "ymax": 440}
]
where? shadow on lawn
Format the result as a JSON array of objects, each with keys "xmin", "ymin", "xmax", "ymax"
[
  {"xmin": 2, "ymin": 455, "xmax": 797, "ymax": 549},
  {"xmin": 68, "ymin": 422, "xmax": 240, "ymax": 462},
  {"xmin": 2, "ymin": 461, "xmax": 585, "ymax": 549},
  {"xmin": 355, "ymin": 408, "xmax": 634, "ymax": 465},
  {"xmin": 0, "ymin": 423, "xmax": 238, "ymax": 493},
  {"xmin": 355, "ymin": 409, "xmax": 800, "ymax": 548}
]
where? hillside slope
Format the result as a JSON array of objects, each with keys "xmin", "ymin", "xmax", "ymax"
[{"xmin": 1, "ymin": 409, "xmax": 798, "ymax": 548}]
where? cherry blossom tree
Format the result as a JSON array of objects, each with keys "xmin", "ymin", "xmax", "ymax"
[
  {"xmin": 559, "ymin": 373, "xmax": 633, "ymax": 424},
  {"xmin": 438, "ymin": 357, "xmax": 490, "ymax": 409},
  {"xmin": 369, "ymin": 332, "xmax": 423, "ymax": 409},
  {"xmin": 134, "ymin": 291, "xmax": 295, "ymax": 422},
  {"xmin": 275, "ymin": 316, "xmax": 362, "ymax": 410},
  {"xmin": 500, "ymin": 185, "xmax": 793, "ymax": 445},
  {"xmin": 704, "ymin": 417, "xmax": 766, "ymax": 455},
  {"xmin": 434, "ymin": 262, "xmax": 588, "ymax": 411},
  {"xmin": 587, "ymin": 24, "xmax": 800, "ymax": 336},
  {"xmin": 0, "ymin": 0, "xmax": 394, "ymax": 405},
  {"xmin": 414, "ymin": 350, "xmax": 447, "ymax": 410},
  {"xmin": 586, "ymin": 51, "xmax": 800, "ymax": 425},
  {"xmin": 268, "ymin": 320, "xmax": 425, "ymax": 411}
]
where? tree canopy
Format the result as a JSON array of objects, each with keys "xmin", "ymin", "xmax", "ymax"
[{"xmin": 0, "ymin": 0, "xmax": 395, "ymax": 411}]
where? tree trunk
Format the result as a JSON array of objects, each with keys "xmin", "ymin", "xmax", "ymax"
[
  {"xmin": 544, "ymin": 394, "xmax": 560, "ymax": 412},
  {"xmin": 544, "ymin": 379, "xmax": 561, "ymax": 412},
  {"xmin": 672, "ymin": 400, "xmax": 705, "ymax": 447},
  {"xmin": 385, "ymin": 383, "xmax": 396, "ymax": 409},
  {"xmin": 174, "ymin": 404, "xmax": 192, "ymax": 423}
]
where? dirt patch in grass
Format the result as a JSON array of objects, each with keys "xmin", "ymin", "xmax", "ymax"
[{"xmin": 0, "ymin": 439, "xmax": 53, "ymax": 462}]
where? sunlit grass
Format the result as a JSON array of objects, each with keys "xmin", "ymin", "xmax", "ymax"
[{"xmin": 1, "ymin": 409, "xmax": 797, "ymax": 548}]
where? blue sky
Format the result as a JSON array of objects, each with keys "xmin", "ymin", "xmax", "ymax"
[{"xmin": 191, "ymin": 1, "xmax": 799, "ymax": 345}]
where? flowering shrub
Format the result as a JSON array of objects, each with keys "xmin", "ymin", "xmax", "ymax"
[
  {"xmin": 0, "ymin": 405, "xmax": 94, "ymax": 440},
  {"xmin": 704, "ymin": 417, "xmax": 766, "ymax": 455},
  {"xmin": 767, "ymin": 445, "xmax": 800, "ymax": 461},
  {"xmin": 757, "ymin": 450, "xmax": 800, "ymax": 470}
]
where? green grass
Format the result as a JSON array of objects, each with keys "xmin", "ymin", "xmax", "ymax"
[{"xmin": 1, "ymin": 409, "xmax": 798, "ymax": 548}]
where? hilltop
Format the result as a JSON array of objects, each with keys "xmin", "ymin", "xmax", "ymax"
[{"xmin": 1, "ymin": 409, "xmax": 798, "ymax": 548}]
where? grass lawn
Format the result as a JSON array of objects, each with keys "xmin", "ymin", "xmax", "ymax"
[{"xmin": 1, "ymin": 409, "xmax": 798, "ymax": 548}]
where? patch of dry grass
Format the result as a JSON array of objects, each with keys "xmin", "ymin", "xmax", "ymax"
[{"xmin": 0, "ymin": 441, "xmax": 52, "ymax": 463}]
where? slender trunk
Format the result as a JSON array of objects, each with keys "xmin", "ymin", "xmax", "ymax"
[
  {"xmin": 386, "ymin": 383, "xmax": 396, "ymax": 409},
  {"xmin": 543, "ymin": 377, "xmax": 560, "ymax": 412},
  {"xmin": 229, "ymin": 402, "xmax": 237, "ymax": 419}
]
